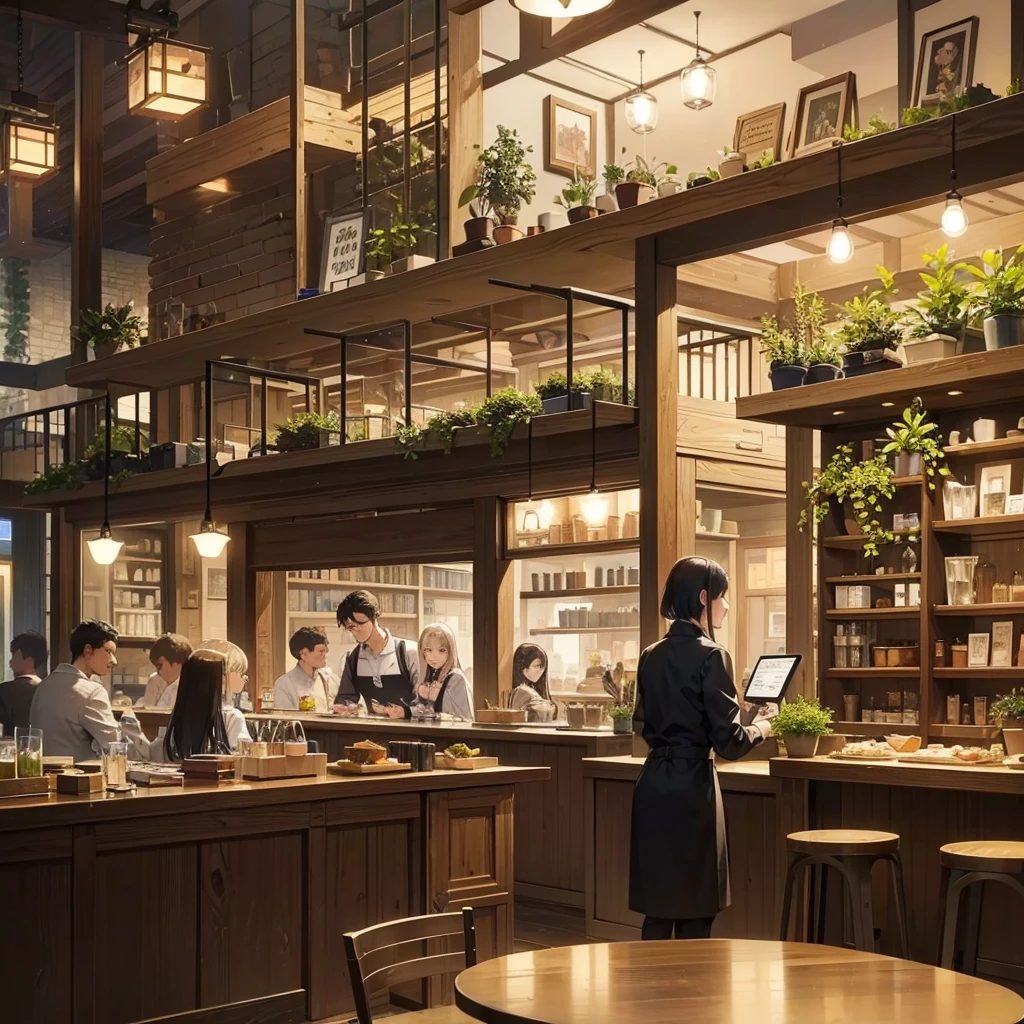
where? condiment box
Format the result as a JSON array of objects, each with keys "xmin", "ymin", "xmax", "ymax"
[{"xmin": 56, "ymin": 771, "xmax": 104, "ymax": 795}]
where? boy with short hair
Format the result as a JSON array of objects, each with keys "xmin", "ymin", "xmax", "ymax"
[{"xmin": 139, "ymin": 633, "xmax": 194, "ymax": 708}]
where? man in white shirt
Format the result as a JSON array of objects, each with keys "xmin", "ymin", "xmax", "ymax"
[
  {"xmin": 138, "ymin": 633, "xmax": 193, "ymax": 708},
  {"xmin": 333, "ymin": 590, "xmax": 418, "ymax": 718},
  {"xmin": 274, "ymin": 626, "xmax": 337, "ymax": 712}
]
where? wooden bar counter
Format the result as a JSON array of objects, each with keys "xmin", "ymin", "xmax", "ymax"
[
  {"xmin": 0, "ymin": 763, "xmax": 547, "ymax": 1024},
  {"xmin": 135, "ymin": 711, "xmax": 630, "ymax": 908}
]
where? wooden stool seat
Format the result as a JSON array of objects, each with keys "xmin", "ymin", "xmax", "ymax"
[
  {"xmin": 787, "ymin": 829, "xmax": 900, "ymax": 857},
  {"xmin": 940, "ymin": 841, "xmax": 1024, "ymax": 873}
]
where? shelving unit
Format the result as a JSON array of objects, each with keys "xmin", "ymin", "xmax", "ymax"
[
  {"xmin": 825, "ymin": 607, "xmax": 920, "ymax": 619},
  {"xmin": 530, "ymin": 626, "xmax": 639, "ymax": 636}
]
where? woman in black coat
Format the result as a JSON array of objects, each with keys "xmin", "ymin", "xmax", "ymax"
[{"xmin": 629, "ymin": 556, "xmax": 777, "ymax": 940}]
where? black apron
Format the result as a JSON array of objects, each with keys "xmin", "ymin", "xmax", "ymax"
[{"xmin": 346, "ymin": 639, "xmax": 413, "ymax": 713}]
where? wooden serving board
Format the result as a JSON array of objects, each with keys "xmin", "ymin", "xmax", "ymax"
[
  {"xmin": 898, "ymin": 753, "xmax": 1003, "ymax": 767},
  {"xmin": 0, "ymin": 775, "xmax": 51, "ymax": 798},
  {"xmin": 435, "ymin": 754, "xmax": 499, "ymax": 770},
  {"xmin": 328, "ymin": 759, "xmax": 412, "ymax": 775},
  {"xmin": 827, "ymin": 752, "xmax": 898, "ymax": 762},
  {"xmin": 241, "ymin": 752, "xmax": 327, "ymax": 780}
]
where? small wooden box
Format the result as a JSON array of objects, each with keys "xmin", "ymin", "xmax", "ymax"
[
  {"xmin": 242, "ymin": 752, "xmax": 327, "ymax": 780},
  {"xmin": 328, "ymin": 760, "xmax": 412, "ymax": 775},
  {"xmin": 0, "ymin": 775, "xmax": 51, "ymax": 798},
  {"xmin": 476, "ymin": 708, "xmax": 526, "ymax": 724},
  {"xmin": 56, "ymin": 772, "xmax": 104, "ymax": 795}
]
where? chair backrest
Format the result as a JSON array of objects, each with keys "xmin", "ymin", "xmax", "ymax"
[{"xmin": 344, "ymin": 907, "xmax": 477, "ymax": 1024}]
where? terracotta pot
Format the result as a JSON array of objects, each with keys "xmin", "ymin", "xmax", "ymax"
[
  {"xmin": 464, "ymin": 216, "xmax": 493, "ymax": 241},
  {"xmin": 493, "ymin": 223, "xmax": 525, "ymax": 244},
  {"xmin": 782, "ymin": 733, "xmax": 820, "ymax": 758},
  {"xmin": 566, "ymin": 205, "xmax": 598, "ymax": 224},
  {"xmin": 1002, "ymin": 726, "xmax": 1024, "ymax": 756},
  {"xmin": 614, "ymin": 181, "xmax": 656, "ymax": 209}
]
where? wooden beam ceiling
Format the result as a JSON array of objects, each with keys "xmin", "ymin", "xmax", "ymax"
[{"xmin": 4, "ymin": 0, "xmax": 134, "ymax": 37}]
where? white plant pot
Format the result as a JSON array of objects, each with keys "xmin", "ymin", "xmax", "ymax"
[
  {"xmin": 658, "ymin": 181, "xmax": 682, "ymax": 198},
  {"xmin": 718, "ymin": 154, "xmax": 745, "ymax": 178},
  {"xmin": 538, "ymin": 211, "xmax": 567, "ymax": 232},
  {"xmin": 900, "ymin": 333, "xmax": 961, "ymax": 364},
  {"xmin": 595, "ymin": 192, "xmax": 618, "ymax": 214},
  {"xmin": 387, "ymin": 254, "xmax": 436, "ymax": 275}
]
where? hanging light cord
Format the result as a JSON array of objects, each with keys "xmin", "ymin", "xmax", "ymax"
[
  {"xmin": 836, "ymin": 143, "xmax": 844, "ymax": 216},
  {"xmin": 950, "ymin": 114, "xmax": 958, "ymax": 185},
  {"xmin": 693, "ymin": 10, "xmax": 702, "ymax": 60},
  {"xmin": 527, "ymin": 417, "xmax": 533, "ymax": 499},
  {"xmin": 638, "ymin": 49, "xmax": 645, "ymax": 91},
  {"xmin": 16, "ymin": 1, "xmax": 24, "ymax": 91},
  {"xmin": 590, "ymin": 398, "xmax": 598, "ymax": 493}
]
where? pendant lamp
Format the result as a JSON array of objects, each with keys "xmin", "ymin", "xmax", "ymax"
[
  {"xmin": 625, "ymin": 50, "xmax": 658, "ymax": 135},
  {"xmin": 941, "ymin": 114, "xmax": 968, "ymax": 238},
  {"xmin": 128, "ymin": 36, "xmax": 209, "ymax": 119},
  {"xmin": 580, "ymin": 399, "xmax": 608, "ymax": 529},
  {"xmin": 510, "ymin": 0, "xmax": 614, "ymax": 17},
  {"xmin": 87, "ymin": 395, "xmax": 124, "ymax": 566},
  {"xmin": 826, "ymin": 144, "xmax": 854, "ymax": 265},
  {"xmin": 190, "ymin": 362, "xmax": 230, "ymax": 558},
  {"xmin": 680, "ymin": 10, "xmax": 716, "ymax": 111}
]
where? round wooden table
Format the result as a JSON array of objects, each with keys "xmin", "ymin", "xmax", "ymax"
[{"xmin": 454, "ymin": 940, "xmax": 1024, "ymax": 1024}]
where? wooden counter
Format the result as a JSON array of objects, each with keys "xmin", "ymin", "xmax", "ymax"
[
  {"xmin": 582, "ymin": 755, "xmax": 779, "ymax": 942},
  {"xmin": 135, "ymin": 711, "xmax": 631, "ymax": 908},
  {"xmin": 0, "ymin": 764, "xmax": 547, "ymax": 1024}
]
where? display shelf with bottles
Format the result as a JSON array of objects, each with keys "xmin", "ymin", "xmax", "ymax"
[{"xmin": 507, "ymin": 489, "xmax": 640, "ymax": 556}]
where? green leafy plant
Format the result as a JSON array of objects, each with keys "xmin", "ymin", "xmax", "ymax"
[
  {"xmin": 603, "ymin": 163, "xmax": 626, "ymax": 188},
  {"xmin": 425, "ymin": 407, "xmax": 478, "ymax": 456},
  {"xmin": 806, "ymin": 334, "xmax": 843, "ymax": 368},
  {"xmin": 991, "ymin": 688, "xmax": 1024, "ymax": 723},
  {"xmin": 1008, "ymin": 78, "xmax": 1022, "ymax": 97},
  {"xmin": 907, "ymin": 243, "xmax": 970, "ymax": 338},
  {"xmin": 25, "ymin": 460, "xmax": 85, "ymax": 495},
  {"xmin": 626, "ymin": 155, "xmax": 677, "ymax": 188},
  {"xmin": 881, "ymin": 399, "xmax": 951, "ymax": 491},
  {"xmin": 554, "ymin": 170, "xmax": 598, "ymax": 210},
  {"xmin": 771, "ymin": 696, "xmax": 834, "ymax": 738},
  {"xmin": 844, "ymin": 114, "xmax": 896, "ymax": 141},
  {"xmin": 836, "ymin": 266, "xmax": 906, "ymax": 353},
  {"xmin": 608, "ymin": 679, "xmax": 635, "ymax": 719},
  {"xmin": 902, "ymin": 105, "xmax": 933, "ymax": 126},
  {"xmin": 83, "ymin": 422, "xmax": 148, "ymax": 460},
  {"xmin": 760, "ymin": 283, "xmax": 829, "ymax": 369},
  {"xmin": 394, "ymin": 421, "xmax": 425, "ymax": 460},
  {"xmin": 535, "ymin": 371, "xmax": 569, "ymax": 400},
  {"xmin": 957, "ymin": 246, "xmax": 1024, "ymax": 318},
  {"xmin": 274, "ymin": 411, "xmax": 340, "ymax": 453},
  {"xmin": 1, "ymin": 256, "xmax": 30, "ymax": 362},
  {"xmin": 579, "ymin": 366, "xmax": 621, "ymax": 399},
  {"xmin": 686, "ymin": 167, "xmax": 721, "ymax": 184},
  {"xmin": 475, "ymin": 387, "xmax": 541, "ymax": 457},
  {"xmin": 458, "ymin": 126, "xmax": 536, "ymax": 225},
  {"xmin": 799, "ymin": 444, "xmax": 896, "ymax": 558},
  {"xmin": 74, "ymin": 302, "xmax": 144, "ymax": 352},
  {"xmin": 748, "ymin": 149, "xmax": 774, "ymax": 170},
  {"xmin": 366, "ymin": 228, "xmax": 391, "ymax": 272}
]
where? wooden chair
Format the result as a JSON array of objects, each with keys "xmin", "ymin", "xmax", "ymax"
[{"xmin": 344, "ymin": 907, "xmax": 478, "ymax": 1024}]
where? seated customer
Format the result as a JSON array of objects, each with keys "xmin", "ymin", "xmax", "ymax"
[
  {"xmin": 333, "ymin": 590, "xmax": 418, "ymax": 718},
  {"xmin": 274, "ymin": 626, "xmax": 336, "ymax": 712},
  {"xmin": 196, "ymin": 638, "xmax": 253, "ymax": 751},
  {"xmin": 410, "ymin": 623, "xmax": 473, "ymax": 721},
  {"xmin": 0, "ymin": 630, "xmax": 47, "ymax": 736},
  {"xmin": 510, "ymin": 643, "xmax": 557, "ymax": 722},
  {"xmin": 138, "ymin": 633, "xmax": 193, "ymax": 708},
  {"xmin": 164, "ymin": 650, "xmax": 249, "ymax": 760}
]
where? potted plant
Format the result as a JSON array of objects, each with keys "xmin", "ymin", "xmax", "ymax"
[
  {"xmin": 718, "ymin": 144, "xmax": 745, "ymax": 178},
  {"xmin": 458, "ymin": 125, "xmax": 536, "ymax": 244},
  {"xmin": 800, "ymin": 443, "xmax": 896, "ymax": 557},
  {"xmin": 657, "ymin": 165, "xmax": 681, "ymax": 198},
  {"xmin": 685, "ymin": 167, "xmax": 721, "ymax": 189},
  {"xmin": 615, "ymin": 155, "xmax": 668, "ymax": 209},
  {"xmin": 424, "ymin": 406, "xmax": 478, "ymax": 456},
  {"xmin": 881, "ymin": 399, "xmax": 951, "ymax": 486},
  {"xmin": 772, "ymin": 696, "xmax": 834, "ymax": 758},
  {"xmin": 383, "ymin": 217, "xmax": 432, "ymax": 275},
  {"xmin": 362, "ymin": 228, "xmax": 391, "ymax": 283},
  {"xmin": 747, "ymin": 149, "xmax": 774, "ymax": 171},
  {"xmin": 24, "ymin": 460, "xmax": 85, "ymax": 496},
  {"xmin": 760, "ymin": 284, "xmax": 831, "ymax": 389},
  {"xmin": 835, "ymin": 266, "xmax": 906, "ymax": 375},
  {"xmin": 805, "ymin": 335, "xmax": 843, "ymax": 384},
  {"xmin": 790, "ymin": 283, "xmax": 837, "ymax": 385},
  {"xmin": 902, "ymin": 244, "xmax": 969, "ymax": 362},
  {"xmin": 82, "ymin": 421, "xmax": 149, "ymax": 478},
  {"xmin": 957, "ymin": 246, "xmax": 1024, "ymax": 350},
  {"xmin": 597, "ymin": 163, "xmax": 624, "ymax": 213},
  {"xmin": 843, "ymin": 114, "xmax": 896, "ymax": 142},
  {"xmin": 274, "ymin": 411, "xmax": 341, "ymax": 453},
  {"xmin": 75, "ymin": 302, "xmax": 145, "ymax": 358},
  {"xmin": 534, "ymin": 371, "xmax": 590, "ymax": 414},
  {"xmin": 991, "ymin": 689, "xmax": 1024, "ymax": 755},
  {"xmin": 475, "ymin": 387, "xmax": 541, "ymax": 457},
  {"xmin": 554, "ymin": 171, "xmax": 599, "ymax": 224},
  {"xmin": 581, "ymin": 366, "xmax": 621, "ymax": 402}
]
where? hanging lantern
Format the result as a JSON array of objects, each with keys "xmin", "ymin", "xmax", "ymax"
[
  {"xmin": 128, "ymin": 38, "xmax": 209, "ymax": 119},
  {"xmin": 625, "ymin": 50, "xmax": 658, "ymax": 135},
  {"xmin": 680, "ymin": 10, "xmax": 717, "ymax": 111},
  {"xmin": 3, "ymin": 119, "xmax": 58, "ymax": 181},
  {"xmin": 510, "ymin": 0, "xmax": 614, "ymax": 17}
]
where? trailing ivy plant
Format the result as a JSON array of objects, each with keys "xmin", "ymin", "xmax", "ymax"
[
  {"xmin": 394, "ymin": 421, "xmax": 425, "ymax": 460},
  {"xmin": 25, "ymin": 460, "xmax": 85, "ymax": 495},
  {"xmin": 881, "ymin": 399, "xmax": 951, "ymax": 492},
  {"xmin": 475, "ymin": 387, "xmax": 541, "ymax": 457},
  {"xmin": 1, "ymin": 256, "xmax": 30, "ymax": 363},
  {"xmin": 425, "ymin": 407, "xmax": 478, "ymax": 456},
  {"xmin": 799, "ymin": 443, "xmax": 896, "ymax": 558}
]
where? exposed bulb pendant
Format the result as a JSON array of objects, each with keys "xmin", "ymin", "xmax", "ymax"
[
  {"xmin": 88, "ymin": 523, "xmax": 123, "ymax": 566},
  {"xmin": 941, "ymin": 115, "xmax": 969, "ymax": 238},
  {"xmin": 680, "ymin": 11, "xmax": 717, "ymax": 111},
  {"xmin": 581, "ymin": 489, "xmax": 609, "ymax": 528},
  {"xmin": 88, "ymin": 396, "xmax": 122, "ymax": 566},
  {"xmin": 190, "ymin": 516, "xmax": 230, "ymax": 558},
  {"xmin": 625, "ymin": 49, "xmax": 658, "ymax": 135},
  {"xmin": 827, "ymin": 144, "xmax": 855, "ymax": 265},
  {"xmin": 510, "ymin": 0, "xmax": 614, "ymax": 17},
  {"xmin": 537, "ymin": 499, "xmax": 556, "ymax": 529}
]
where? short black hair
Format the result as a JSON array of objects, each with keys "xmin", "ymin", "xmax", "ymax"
[
  {"xmin": 337, "ymin": 589, "xmax": 380, "ymax": 627},
  {"xmin": 70, "ymin": 619, "xmax": 119, "ymax": 660},
  {"xmin": 11, "ymin": 630, "xmax": 47, "ymax": 670},
  {"xmin": 660, "ymin": 557, "xmax": 729, "ymax": 640},
  {"xmin": 149, "ymin": 633, "xmax": 193, "ymax": 668},
  {"xmin": 289, "ymin": 626, "xmax": 328, "ymax": 660}
]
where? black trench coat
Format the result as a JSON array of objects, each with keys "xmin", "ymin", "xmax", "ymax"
[{"xmin": 629, "ymin": 620, "xmax": 765, "ymax": 919}]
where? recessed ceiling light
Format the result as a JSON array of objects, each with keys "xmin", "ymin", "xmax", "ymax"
[
  {"xmin": 882, "ymin": 401, "xmax": 895, "ymax": 408},
  {"xmin": 833, "ymin": 410, "xmax": 845, "ymax": 416},
  {"xmin": 948, "ymin": 389, "xmax": 964, "ymax": 396}
]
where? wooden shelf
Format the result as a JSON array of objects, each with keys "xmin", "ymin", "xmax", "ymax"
[
  {"xmin": 421, "ymin": 587, "xmax": 473, "ymax": 597},
  {"xmin": 934, "ymin": 668, "xmax": 1024, "ymax": 679},
  {"xmin": 521, "ymin": 586, "xmax": 639, "ymax": 600},
  {"xmin": 113, "ymin": 583, "xmax": 162, "ymax": 590},
  {"xmin": 530, "ymin": 626, "xmax": 639, "ymax": 636},
  {"xmin": 508, "ymin": 539, "xmax": 639, "ymax": 560},
  {"xmin": 288, "ymin": 578, "xmax": 417, "ymax": 589},
  {"xmin": 696, "ymin": 532, "xmax": 741, "ymax": 542},
  {"xmin": 832, "ymin": 720, "xmax": 919, "ymax": 736},
  {"xmin": 933, "ymin": 515, "xmax": 1024, "ymax": 537},
  {"xmin": 825, "ymin": 668, "xmax": 920, "ymax": 678},
  {"xmin": 825, "ymin": 607, "xmax": 920, "ymax": 619},
  {"xmin": 825, "ymin": 573, "xmax": 920, "ymax": 585},
  {"xmin": 930, "ymin": 723, "xmax": 1002, "ymax": 740},
  {"xmin": 945, "ymin": 436, "xmax": 1024, "ymax": 458},
  {"xmin": 822, "ymin": 530, "xmax": 917, "ymax": 549},
  {"xmin": 121, "ymin": 554, "xmax": 162, "ymax": 563},
  {"xmin": 935, "ymin": 603, "xmax": 1024, "ymax": 615},
  {"xmin": 893, "ymin": 476, "xmax": 924, "ymax": 487}
]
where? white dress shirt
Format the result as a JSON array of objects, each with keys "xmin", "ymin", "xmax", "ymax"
[{"xmin": 273, "ymin": 663, "xmax": 337, "ymax": 713}]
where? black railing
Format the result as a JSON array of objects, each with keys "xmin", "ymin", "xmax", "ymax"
[{"xmin": 679, "ymin": 317, "xmax": 764, "ymax": 403}]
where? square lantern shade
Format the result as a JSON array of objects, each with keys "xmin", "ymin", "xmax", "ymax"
[
  {"xmin": 3, "ymin": 119, "xmax": 58, "ymax": 181},
  {"xmin": 127, "ymin": 39, "xmax": 209, "ymax": 119}
]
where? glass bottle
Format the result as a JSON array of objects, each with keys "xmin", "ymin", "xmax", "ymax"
[{"xmin": 901, "ymin": 537, "xmax": 918, "ymax": 574}]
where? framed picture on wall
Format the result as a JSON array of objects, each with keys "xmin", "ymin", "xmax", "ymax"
[
  {"xmin": 914, "ymin": 17, "xmax": 979, "ymax": 107},
  {"xmin": 545, "ymin": 95, "xmax": 597, "ymax": 178},
  {"xmin": 789, "ymin": 73, "xmax": 858, "ymax": 158},
  {"xmin": 207, "ymin": 567, "xmax": 228, "ymax": 601},
  {"xmin": 734, "ymin": 102, "xmax": 787, "ymax": 162}
]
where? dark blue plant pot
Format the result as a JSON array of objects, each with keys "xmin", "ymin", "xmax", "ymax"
[{"xmin": 769, "ymin": 365, "xmax": 807, "ymax": 390}]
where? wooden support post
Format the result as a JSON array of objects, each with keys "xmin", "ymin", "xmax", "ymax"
[
  {"xmin": 447, "ymin": 7, "xmax": 483, "ymax": 255},
  {"xmin": 786, "ymin": 427, "xmax": 815, "ymax": 699},
  {"xmin": 473, "ymin": 496, "xmax": 513, "ymax": 709},
  {"xmin": 71, "ymin": 31, "xmax": 104, "ymax": 366},
  {"xmin": 896, "ymin": 0, "xmax": 914, "ymax": 118},
  {"xmin": 636, "ymin": 237, "xmax": 678, "ymax": 653},
  {"xmin": 50, "ymin": 509, "xmax": 77, "ymax": 658},
  {"xmin": 292, "ymin": 0, "xmax": 307, "ymax": 290},
  {"xmin": 227, "ymin": 522, "xmax": 257, "ymax": 699}
]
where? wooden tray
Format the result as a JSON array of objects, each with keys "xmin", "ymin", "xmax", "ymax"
[
  {"xmin": 435, "ymin": 754, "xmax": 499, "ymax": 770},
  {"xmin": 0, "ymin": 775, "xmax": 51, "ymax": 798},
  {"xmin": 129, "ymin": 766, "xmax": 185, "ymax": 787},
  {"xmin": 898, "ymin": 753, "xmax": 1004, "ymax": 767},
  {"xmin": 476, "ymin": 708, "xmax": 526, "ymax": 724},
  {"xmin": 827, "ymin": 752, "xmax": 898, "ymax": 762},
  {"xmin": 328, "ymin": 759, "xmax": 412, "ymax": 775},
  {"xmin": 241, "ymin": 752, "xmax": 327, "ymax": 780},
  {"xmin": 56, "ymin": 772, "xmax": 104, "ymax": 794}
]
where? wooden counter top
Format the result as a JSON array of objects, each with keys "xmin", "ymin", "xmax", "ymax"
[{"xmin": 582, "ymin": 754, "xmax": 775, "ymax": 793}]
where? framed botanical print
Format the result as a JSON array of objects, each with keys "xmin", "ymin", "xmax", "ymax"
[
  {"xmin": 790, "ymin": 73, "xmax": 858, "ymax": 158},
  {"xmin": 914, "ymin": 17, "xmax": 979, "ymax": 107},
  {"xmin": 545, "ymin": 95, "xmax": 597, "ymax": 178}
]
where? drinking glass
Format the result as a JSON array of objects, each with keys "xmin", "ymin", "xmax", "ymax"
[
  {"xmin": 945, "ymin": 555, "xmax": 979, "ymax": 605},
  {"xmin": 943, "ymin": 479, "xmax": 977, "ymax": 520},
  {"xmin": 0, "ymin": 737, "xmax": 16, "ymax": 779},
  {"xmin": 103, "ymin": 740, "xmax": 128, "ymax": 788},
  {"xmin": 14, "ymin": 726, "xmax": 42, "ymax": 778},
  {"xmin": 235, "ymin": 736, "xmax": 253, "ymax": 781}
]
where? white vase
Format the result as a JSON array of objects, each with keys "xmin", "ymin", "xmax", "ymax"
[{"xmin": 538, "ymin": 211, "xmax": 567, "ymax": 232}]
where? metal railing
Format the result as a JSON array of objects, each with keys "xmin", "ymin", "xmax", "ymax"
[{"xmin": 679, "ymin": 317, "xmax": 765, "ymax": 404}]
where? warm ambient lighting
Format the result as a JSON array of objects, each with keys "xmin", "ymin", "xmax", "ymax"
[
  {"xmin": 87, "ymin": 526, "xmax": 123, "ymax": 566},
  {"xmin": 882, "ymin": 401, "xmax": 895, "ymax": 408},
  {"xmin": 680, "ymin": 10, "xmax": 716, "ymax": 111},
  {"xmin": 625, "ymin": 50, "xmax": 658, "ymax": 134},
  {"xmin": 827, "ymin": 219, "xmax": 854, "ymax": 264},
  {"xmin": 833, "ymin": 410, "xmax": 845, "ymax": 416},
  {"xmin": 190, "ymin": 519, "xmax": 230, "ymax": 558},
  {"xmin": 948, "ymin": 390, "xmax": 964, "ymax": 396},
  {"xmin": 941, "ymin": 192, "xmax": 968, "ymax": 238},
  {"xmin": 537, "ymin": 500, "xmax": 556, "ymax": 529},
  {"xmin": 200, "ymin": 177, "xmax": 231, "ymax": 193},
  {"xmin": 128, "ymin": 38, "xmax": 209, "ymax": 119},
  {"xmin": 580, "ymin": 490, "xmax": 609, "ymax": 528},
  {"xmin": 510, "ymin": 0, "xmax": 614, "ymax": 16},
  {"xmin": 3, "ymin": 119, "xmax": 58, "ymax": 181}
]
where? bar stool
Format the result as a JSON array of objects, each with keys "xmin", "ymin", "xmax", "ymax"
[
  {"xmin": 779, "ymin": 829, "xmax": 909, "ymax": 957},
  {"xmin": 938, "ymin": 841, "xmax": 1024, "ymax": 974}
]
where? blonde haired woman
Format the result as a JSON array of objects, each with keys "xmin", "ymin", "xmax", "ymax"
[
  {"xmin": 411, "ymin": 622, "xmax": 473, "ymax": 721},
  {"xmin": 194, "ymin": 639, "xmax": 252, "ymax": 751}
]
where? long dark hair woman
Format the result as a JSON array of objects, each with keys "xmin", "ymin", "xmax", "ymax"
[
  {"xmin": 163, "ymin": 650, "xmax": 233, "ymax": 761},
  {"xmin": 629, "ymin": 556, "xmax": 777, "ymax": 941}
]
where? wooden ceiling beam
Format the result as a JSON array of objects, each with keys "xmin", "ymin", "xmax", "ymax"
[{"xmin": 4, "ymin": 0, "xmax": 133, "ymax": 38}]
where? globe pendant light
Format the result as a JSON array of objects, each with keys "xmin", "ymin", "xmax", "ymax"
[
  {"xmin": 827, "ymin": 144, "xmax": 855, "ymax": 265},
  {"xmin": 511, "ymin": 0, "xmax": 614, "ymax": 17},
  {"xmin": 625, "ymin": 50, "xmax": 658, "ymax": 135},
  {"xmin": 88, "ymin": 396, "xmax": 124, "ymax": 567},
  {"xmin": 941, "ymin": 114, "xmax": 968, "ymax": 238},
  {"xmin": 680, "ymin": 10, "xmax": 716, "ymax": 111}
]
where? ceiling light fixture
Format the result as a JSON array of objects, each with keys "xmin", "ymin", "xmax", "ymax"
[
  {"xmin": 948, "ymin": 390, "xmax": 964, "ymax": 396},
  {"xmin": 882, "ymin": 401, "xmax": 895, "ymax": 408},
  {"xmin": 580, "ymin": 400, "xmax": 609, "ymax": 528},
  {"xmin": 87, "ymin": 396, "xmax": 124, "ymax": 567},
  {"xmin": 826, "ymin": 144, "xmax": 854, "ymax": 265},
  {"xmin": 680, "ymin": 10, "xmax": 716, "ymax": 111},
  {"xmin": 510, "ymin": 0, "xmax": 614, "ymax": 17},
  {"xmin": 128, "ymin": 34, "xmax": 210, "ymax": 120},
  {"xmin": 941, "ymin": 114, "xmax": 968, "ymax": 238},
  {"xmin": 625, "ymin": 49, "xmax": 658, "ymax": 134},
  {"xmin": 190, "ymin": 362, "xmax": 230, "ymax": 559}
]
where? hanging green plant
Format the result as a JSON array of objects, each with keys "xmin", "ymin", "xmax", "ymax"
[
  {"xmin": 1, "ymin": 256, "xmax": 30, "ymax": 363},
  {"xmin": 475, "ymin": 387, "xmax": 541, "ymax": 457},
  {"xmin": 394, "ymin": 422, "xmax": 425, "ymax": 460},
  {"xmin": 425, "ymin": 407, "xmax": 479, "ymax": 456},
  {"xmin": 881, "ymin": 399, "xmax": 951, "ymax": 491},
  {"xmin": 25, "ymin": 461, "xmax": 85, "ymax": 496}
]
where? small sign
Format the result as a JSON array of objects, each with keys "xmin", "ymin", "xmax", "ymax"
[
  {"xmin": 319, "ymin": 209, "xmax": 370, "ymax": 293},
  {"xmin": 734, "ymin": 102, "xmax": 786, "ymax": 162}
]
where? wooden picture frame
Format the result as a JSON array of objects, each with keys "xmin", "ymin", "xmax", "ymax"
[
  {"xmin": 545, "ymin": 95, "xmax": 597, "ymax": 178},
  {"xmin": 968, "ymin": 632, "xmax": 990, "ymax": 668},
  {"xmin": 978, "ymin": 463, "xmax": 1012, "ymax": 516},
  {"xmin": 207, "ymin": 567, "xmax": 228, "ymax": 601},
  {"xmin": 319, "ymin": 208, "xmax": 371, "ymax": 293},
  {"xmin": 992, "ymin": 622, "xmax": 1014, "ymax": 668},
  {"xmin": 914, "ymin": 16, "xmax": 979, "ymax": 107},
  {"xmin": 734, "ymin": 103, "xmax": 786, "ymax": 162},
  {"xmin": 789, "ymin": 72, "xmax": 858, "ymax": 158}
]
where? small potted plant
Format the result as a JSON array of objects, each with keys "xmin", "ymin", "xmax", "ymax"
[
  {"xmin": 772, "ymin": 696, "xmax": 834, "ymax": 758},
  {"xmin": 957, "ymin": 245, "xmax": 1024, "ymax": 350},
  {"xmin": 747, "ymin": 149, "xmax": 775, "ymax": 170},
  {"xmin": 686, "ymin": 167, "xmax": 721, "ymax": 189},
  {"xmin": 274, "ymin": 411, "xmax": 341, "ymax": 452},
  {"xmin": 991, "ymin": 688, "xmax": 1024, "ymax": 756},
  {"xmin": 597, "ymin": 163, "xmax": 624, "ymax": 213},
  {"xmin": 534, "ymin": 371, "xmax": 591, "ymax": 414},
  {"xmin": 760, "ymin": 283, "xmax": 829, "ymax": 389},
  {"xmin": 657, "ymin": 165, "xmax": 681, "ymax": 198},
  {"xmin": 718, "ymin": 144, "xmax": 745, "ymax": 178},
  {"xmin": 385, "ymin": 217, "xmax": 432, "ymax": 275},
  {"xmin": 805, "ymin": 335, "xmax": 843, "ymax": 384},
  {"xmin": 881, "ymin": 399, "xmax": 951, "ymax": 486},
  {"xmin": 554, "ymin": 170, "xmax": 599, "ymax": 224},
  {"xmin": 582, "ymin": 366, "xmax": 620, "ymax": 402},
  {"xmin": 75, "ymin": 302, "xmax": 145, "ymax": 359},
  {"xmin": 458, "ymin": 125, "xmax": 536, "ymax": 244},
  {"xmin": 475, "ymin": 387, "xmax": 542, "ymax": 457},
  {"xmin": 836, "ymin": 266, "xmax": 906, "ymax": 375},
  {"xmin": 843, "ymin": 114, "xmax": 896, "ymax": 142},
  {"xmin": 615, "ymin": 155, "xmax": 662, "ymax": 209},
  {"xmin": 362, "ymin": 228, "xmax": 391, "ymax": 282},
  {"xmin": 902, "ymin": 244, "xmax": 969, "ymax": 362}
]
